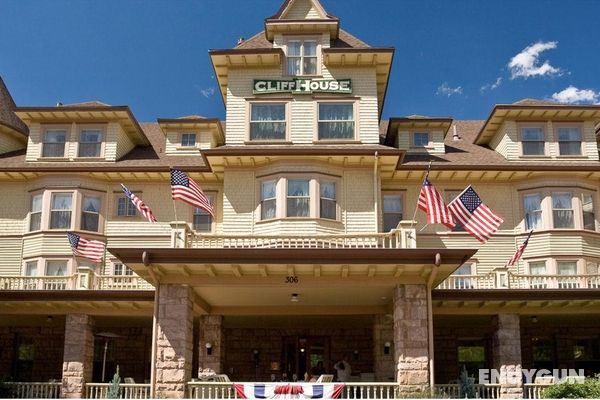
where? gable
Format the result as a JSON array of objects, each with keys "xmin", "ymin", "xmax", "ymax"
[{"xmin": 281, "ymin": 0, "xmax": 326, "ymax": 19}]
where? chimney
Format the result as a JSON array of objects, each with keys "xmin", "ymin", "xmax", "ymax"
[
  {"xmin": 452, "ymin": 124, "xmax": 460, "ymax": 141},
  {"xmin": 237, "ymin": 37, "xmax": 245, "ymax": 45}
]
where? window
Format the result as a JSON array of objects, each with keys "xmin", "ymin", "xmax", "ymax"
[
  {"xmin": 46, "ymin": 260, "xmax": 66, "ymax": 276},
  {"xmin": 319, "ymin": 182, "xmax": 336, "ymax": 220},
  {"xmin": 447, "ymin": 191, "xmax": 466, "ymax": 232},
  {"xmin": 457, "ymin": 339, "xmax": 487, "ymax": 378},
  {"xmin": 413, "ymin": 132, "xmax": 430, "ymax": 147},
  {"xmin": 383, "ymin": 194, "xmax": 403, "ymax": 232},
  {"xmin": 14, "ymin": 335, "xmax": 34, "ymax": 381},
  {"xmin": 558, "ymin": 127, "xmax": 582, "ymax": 155},
  {"xmin": 552, "ymin": 192, "xmax": 574, "ymax": 228},
  {"xmin": 81, "ymin": 196, "xmax": 101, "ymax": 232},
  {"xmin": 524, "ymin": 193, "xmax": 542, "ymax": 230},
  {"xmin": 521, "ymin": 127, "xmax": 545, "ymax": 155},
  {"xmin": 181, "ymin": 133, "xmax": 196, "ymax": 147},
  {"xmin": 529, "ymin": 261, "xmax": 547, "ymax": 289},
  {"xmin": 261, "ymin": 180, "xmax": 277, "ymax": 220},
  {"xmin": 557, "ymin": 260, "xmax": 579, "ymax": 289},
  {"xmin": 250, "ymin": 103, "xmax": 286, "ymax": 141},
  {"xmin": 25, "ymin": 261, "xmax": 38, "ymax": 276},
  {"xmin": 50, "ymin": 193, "xmax": 72, "ymax": 229},
  {"xmin": 78, "ymin": 129, "xmax": 102, "ymax": 157},
  {"xmin": 30, "ymin": 194, "xmax": 42, "ymax": 231},
  {"xmin": 114, "ymin": 263, "xmax": 133, "ymax": 276},
  {"xmin": 287, "ymin": 39, "xmax": 317, "ymax": 76},
  {"xmin": 287, "ymin": 179, "xmax": 310, "ymax": 217},
  {"xmin": 318, "ymin": 103, "xmax": 354, "ymax": 140},
  {"xmin": 42, "ymin": 129, "xmax": 67, "ymax": 157},
  {"xmin": 582, "ymin": 194, "xmax": 595, "ymax": 231},
  {"xmin": 452, "ymin": 262, "xmax": 475, "ymax": 289},
  {"xmin": 193, "ymin": 194, "xmax": 215, "ymax": 232},
  {"xmin": 116, "ymin": 196, "xmax": 137, "ymax": 217}
]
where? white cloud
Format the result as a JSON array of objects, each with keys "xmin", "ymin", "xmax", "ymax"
[
  {"xmin": 201, "ymin": 87, "xmax": 215, "ymax": 98},
  {"xmin": 436, "ymin": 82, "xmax": 463, "ymax": 97},
  {"xmin": 551, "ymin": 86, "xmax": 600, "ymax": 104},
  {"xmin": 480, "ymin": 77, "xmax": 503, "ymax": 92},
  {"xmin": 508, "ymin": 41, "xmax": 562, "ymax": 79}
]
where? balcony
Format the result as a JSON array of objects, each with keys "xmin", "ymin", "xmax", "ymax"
[
  {"xmin": 0, "ymin": 273, "xmax": 153, "ymax": 291},
  {"xmin": 437, "ymin": 268, "xmax": 600, "ymax": 290}
]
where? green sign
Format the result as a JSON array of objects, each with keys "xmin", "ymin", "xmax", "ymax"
[{"xmin": 253, "ymin": 79, "xmax": 352, "ymax": 95}]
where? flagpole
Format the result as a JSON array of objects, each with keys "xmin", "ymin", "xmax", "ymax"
[
  {"xmin": 170, "ymin": 168, "xmax": 180, "ymax": 249},
  {"xmin": 409, "ymin": 161, "xmax": 432, "ymax": 230}
]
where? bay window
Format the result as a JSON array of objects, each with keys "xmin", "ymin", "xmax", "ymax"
[
  {"xmin": 319, "ymin": 182, "xmax": 336, "ymax": 220},
  {"xmin": 261, "ymin": 180, "xmax": 277, "ymax": 220},
  {"xmin": 81, "ymin": 196, "xmax": 101, "ymax": 232},
  {"xmin": 582, "ymin": 194, "xmax": 595, "ymax": 230},
  {"xmin": 557, "ymin": 260, "xmax": 579, "ymax": 289},
  {"xmin": 42, "ymin": 129, "xmax": 67, "ymax": 158},
  {"xmin": 25, "ymin": 261, "xmax": 38, "ymax": 276},
  {"xmin": 383, "ymin": 193, "xmax": 403, "ymax": 232},
  {"xmin": 78, "ymin": 129, "xmax": 102, "ymax": 157},
  {"xmin": 287, "ymin": 39, "xmax": 317, "ymax": 76},
  {"xmin": 552, "ymin": 192, "xmax": 574, "ymax": 228},
  {"xmin": 557, "ymin": 127, "xmax": 582, "ymax": 155},
  {"xmin": 30, "ymin": 194, "xmax": 42, "ymax": 231},
  {"xmin": 287, "ymin": 179, "xmax": 310, "ymax": 217},
  {"xmin": 529, "ymin": 261, "xmax": 547, "ymax": 289},
  {"xmin": 250, "ymin": 103, "xmax": 286, "ymax": 141},
  {"xmin": 523, "ymin": 194, "xmax": 542, "ymax": 230},
  {"xmin": 521, "ymin": 126, "xmax": 545, "ymax": 155},
  {"xmin": 50, "ymin": 193, "xmax": 73, "ymax": 229},
  {"xmin": 318, "ymin": 103, "xmax": 355, "ymax": 140},
  {"xmin": 114, "ymin": 263, "xmax": 133, "ymax": 276},
  {"xmin": 193, "ymin": 193, "xmax": 215, "ymax": 232}
]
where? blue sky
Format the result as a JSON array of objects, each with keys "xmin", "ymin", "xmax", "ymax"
[{"xmin": 1, "ymin": 0, "xmax": 599, "ymax": 122}]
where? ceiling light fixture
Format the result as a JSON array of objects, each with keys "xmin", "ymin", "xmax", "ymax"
[{"xmin": 290, "ymin": 293, "xmax": 299, "ymax": 302}]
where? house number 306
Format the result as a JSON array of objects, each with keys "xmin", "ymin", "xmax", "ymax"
[{"xmin": 285, "ymin": 276, "xmax": 299, "ymax": 284}]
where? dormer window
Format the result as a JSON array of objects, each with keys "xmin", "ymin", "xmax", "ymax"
[
  {"xmin": 42, "ymin": 129, "xmax": 67, "ymax": 157},
  {"xmin": 413, "ymin": 132, "xmax": 430, "ymax": 147},
  {"xmin": 287, "ymin": 39, "xmax": 317, "ymax": 76},
  {"xmin": 521, "ymin": 126, "xmax": 545, "ymax": 156},
  {"xmin": 557, "ymin": 126, "xmax": 582, "ymax": 156},
  {"xmin": 78, "ymin": 128, "xmax": 103, "ymax": 157},
  {"xmin": 181, "ymin": 133, "xmax": 196, "ymax": 147}
]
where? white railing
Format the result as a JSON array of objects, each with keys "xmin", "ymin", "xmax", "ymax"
[
  {"xmin": 94, "ymin": 275, "xmax": 154, "ymax": 290},
  {"xmin": 0, "ymin": 275, "xmax": 76, "ymax": 290},
  {"xmin": 343, "ymin": 382, "xmax": 401, "ymax": 399},
  {"xmin": 433, "ymin": 383, "xmax": 500, "ymax": 398},
  {"xmin": 189, "ymin": 230, "xmax": 413, "ymax": 250},
  {"xmin": 86, "ymin": 383, "xmax": 151, "ymax": 399},
  {"xmin": 524, "ymin": 383, "xmax": 552, "ymax": 399},
  {"xmin": 6, "ymin": 382, "xmax": 61, "ymax": 398},
  {"xmin": 437, "ymin": 271, "xmax": 600, "ymax": 290},
  {"xmin": 187, "ymin": 382, "xmax": 238, "ymax": 399}
]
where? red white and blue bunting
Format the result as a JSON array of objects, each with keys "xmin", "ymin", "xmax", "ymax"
[{"xmin": 234, "ymin": 383, "xmax": 345, "ymax": 399}]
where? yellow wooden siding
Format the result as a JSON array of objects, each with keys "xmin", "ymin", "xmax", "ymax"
[
  {"xmin": 222, "ymin": 170, "xmax": 255, "ymax": 234},
  {"xmin": 343, "ymin": 169, "xmax": 376, "ymax": 233},
  {"xmin": 0, "ymin": 131, "xmax": 24, "ymax": 154},
  {"xmin": 25, "ymin": 122, "xmax": 42, "ymax": 161},
  {"xmin": 582, "ymin": 121, "xmax": 599, "ymax": 160},
  {"xmin": 0, "ymin": 183, "xmax": 28, "ymax": 235},
  {"xmin": 397, "ymin": 130, "xmax": 445, "ymax": 154},
  {"xmin": 0, "ymin": 237, "xmax": 23, "ymax": 275},
  {"xmin": 282, "ymin": 0, "xmax": 323, "ymax": 19},
  {"xmin": 114, "ymin": 123, "xmax": 136, "ymax": 160}
]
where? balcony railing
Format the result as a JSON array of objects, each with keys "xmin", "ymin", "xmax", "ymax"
[
  {"xmin": 0, "ymin": 274, "xmax": 153, "ymax": 291},
  {"xmin": 0, "ymin": 275, "xmax": 76, "ymax": 290},
  {"xmin": 434, "ymin": 383, "xmax": 501, "ymax": 399},
  {"xmin": 86, "ymin": 383, "xmax": 151, "ymax": 399},
  {"xmin": 94, "ymin": 275, "xmax": 154, "ymax": 290},
  {"xmin": 437, "ymin": 269, "xmax": 600, "ymax": 290}
]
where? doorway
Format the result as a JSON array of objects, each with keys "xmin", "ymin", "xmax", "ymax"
[{"xmin": 282, "ymin": 336, "xmax": 330, "ymax": 380}]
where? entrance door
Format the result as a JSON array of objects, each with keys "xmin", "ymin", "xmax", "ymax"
[{"xmin": 282, "ymin": 336, "xmax": 330, "ymax": 380}]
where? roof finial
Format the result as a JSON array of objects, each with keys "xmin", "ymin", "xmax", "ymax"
[
  {"xmin": 237, "ymin": 37, "xmax": 245, "ymax": 45},
  {"xmin": 56, "ymin": 101, "xmax": 63, "ymax": 107}
]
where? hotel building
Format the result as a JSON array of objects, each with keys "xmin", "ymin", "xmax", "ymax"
[{"xmin": 1, "ymin": 0, "xmax": 600, "ymax": 398}]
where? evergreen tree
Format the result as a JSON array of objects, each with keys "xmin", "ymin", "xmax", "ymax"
[{"xmin": 106, "ymin": 365, "xmax": 121, "ymax": 399}]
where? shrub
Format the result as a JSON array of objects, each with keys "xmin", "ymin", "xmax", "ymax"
[
  {"xmin": 106, "ymin": 365, "xmax": 121, "ymax": 399},
  {"xmin": 542, "ymin": 378, "xmax": 600, "ymax": 399}
]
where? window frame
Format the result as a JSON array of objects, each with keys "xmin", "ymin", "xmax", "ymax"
[
  {"xmin": 518, "ymin": 123, "xmax": 547, "ymax": 157},
  {"xmin": 382, "ymin": 191, "xmax": 404, "ymax": 232},
  {"xmin": 191, "ymin": 191, "xmax": 216, "ymax": 233},
  {"xmin": 315, "ymin": 101, "xmax": 357, "ymax": 141},
  {"xmin": 49, "ymin": 192, "xmax": 74, "ymax": 230},
  {"xmin": 247, "ymin": 101, "xmax": 289, "ymax": 142},
  {"xmin": 555, "ymin": 123, "xmax": 584, "ymax": 157},
  {"xmin": 411, "ymin": 131, "xmax": 431, "ymax": 148},
  {"xmin": 445, "ymin": 190, "xmax": 467, "ymax": 233},
  {"xmin": 284, "ymin": 36, "xmax": 321, "ymax": 77},
  {"xmin": 523, "ymin": 192, "xmax": 543, "ymax": 230},
  {"xmin": 180, "ymin": 132, "xmax": 197, "ymax": 148},
  {"xmin": 115, "ymin": 194, "xmax": 138, "ymax": 218},
  {"xmin": 41, "ymin": 125, "xmax": 70, "ymax": 159},
  {"xmin": 551, "ymin": 191, "xmax": 575, "ymax": 229},
  {"xmin": 29, "ymin": 193, "xmax": 43, "ymax": 232},
  {"xmin": 286, "ymin": 178, "xmax": 311, "ymax": 218},
  {"xmin": 76, "ymin": 124, "xmax": 105, "ymax": 159},
  {"xmin": 80, "ymin": 194, "xmax": 102, "ymax": 232},
  {"xmin": 319, "ymin": 180, "xmax": 338, "ymax": 220}
]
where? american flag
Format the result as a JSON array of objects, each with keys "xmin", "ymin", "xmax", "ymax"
[
  {"xmin": 418, "ymin": 178, "xmax": 455, "ymax": 228},
  {"xmin": 121, "ymin": 184, "xmax": 157, "ymax": 223},
  {"xmin": 506, "ymin": 230, "xmax": 533, "ymax": 266},
  {"xmin": 170, "ymin": 168, "xmax": 214, "ymax": 216},
  {"xmin": 67, "ymin": 232, "xmax": 106, "ymax": 263},
  {"xmin": 448, "ymin": 185, "xmax": 504, "ymax": 243}
]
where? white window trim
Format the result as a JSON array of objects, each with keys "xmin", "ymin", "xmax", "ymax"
[
  {"xmin": 75, "ymin": 124, "xmax": 106, "ymax": 159},
  {"xmin": 114, "ymin": 193, "xmax": 139, "ymax": 219},
  {"xmin": 246, "ymin": 101, "xmax": 290, "ymax": 143},
  {"xmin": 314, "ymin": 100, "xmax": 359, "ymax": 142},
  {"xmin": 191, "ymin": 191, "xmax": 217, "ymax": 233},
  {"xmin": 381, "ymin": 190, "xmax": 405, "ymax": 232},
  {"xmin": 284, "ymin": 36, "xmax": 322, "ymax": 77},
  {"xmin": 410, "ymin": 131, "xmax": 433, "ymax": 149},
  {"xmin": 179, "ymin": 132, "xmax": 198, "ymax": 148},
  {"xmin": 554, "ymin": 122, "xmax": 585, "ymax": 157},
  {"xmin": 40, "ymin": 124, "xmax": 70, "ymax": 159},
  {"xmin": 517, "ymin": 122, "xmax": 548, "ymax": 157}
]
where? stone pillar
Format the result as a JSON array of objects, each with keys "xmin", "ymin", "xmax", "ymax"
[
  {"xmin": 373, "ymin": 314, "xmax": 395, "ymax": 381},
  {"xmin": 61, "ymin": 314, "xmax": 95, "ymax": 398},
  {"xmin": 198, "ymin": 315, "xmax": 224, "ymax": 374},
  {"xmin": 493, "ymin": 314, "xmax": 523, "ymax": 398},
  {"xmin": 393, "ymin": 284, "xmax": 430, "ymax": 393},
  {"xmin": 155, "ymin": 284, "xmax": 194, "ymax": 398}
]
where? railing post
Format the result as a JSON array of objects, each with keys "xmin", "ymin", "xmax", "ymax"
[
  {"xmin": 493, "ymin": 267, "xmax": 510, "ymax": 289},
  {"xmin": 77, "ymin": 266, "xmax": 94, "ymax": 290},
  {"xmin": 170, "ymin": 221, "xmax": 191, "ymax": 248},
  {"xmin": 398, "ymin": 220, "xmax": 417, "ymax": 249}
]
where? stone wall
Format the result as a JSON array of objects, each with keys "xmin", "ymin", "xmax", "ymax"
[
  {"xmin": 62, "ymin": 314, "xmax": 95, "ymax": 398},
  {"xmin": 198, "ymin": 316, "xmax": 224, "ymax": 374}
]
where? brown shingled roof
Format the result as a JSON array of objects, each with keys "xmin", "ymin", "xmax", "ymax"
[
  {"xmin": 60, "ymin": 101, "xmax": 112, "ymax": 107},
  {"xmin": 0, "ymin": 78, "xmax": 28, "ymax": 136},
  {"xmin": 235, "ymin": 28, "xmax": 370, "ymax": 50},
  {"xmin": 512, "ymin": 98, "xmax": 563, "ymax": 106}
]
